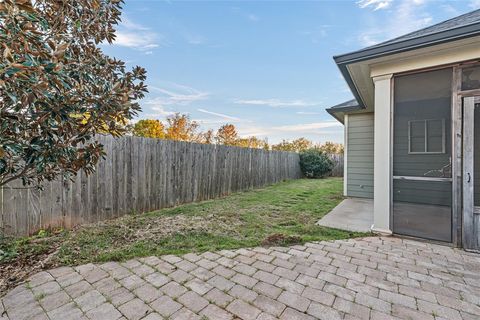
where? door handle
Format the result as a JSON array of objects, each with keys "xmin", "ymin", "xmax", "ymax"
[{"xmin": 467, "ymin": 172, "xmax": 471, "ymax": 183}]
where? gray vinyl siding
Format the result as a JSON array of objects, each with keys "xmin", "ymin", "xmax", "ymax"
[{"xmin": 346, "ymin": 113, "xmax": 374, "ymax": 198}]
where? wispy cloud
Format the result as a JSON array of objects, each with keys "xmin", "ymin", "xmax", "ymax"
[
  {"xmin": 143, "ymin": 83, "xmax": 208, "ymax": 118},
  {"xmin": 296, "ymin": 111, "xmax": 322, "ymax": 115},
  {"xmin": 234, "ymin": 99, "xmax": 321, "ymax": 108},
  {"xmin": 470, "ymin": 0, "xmax": 480, "ymax": 8},
  {"xmin": 197, "ymin": 109, "xmax": 241, "ymax": 122},
  {"xmin": 112, "ymin": 17, "xmax": 165, "ymax": 52},
  {"xmin": 272, "ymin": 121, "xmax": 342, "ymax": 132},
  {"xmin": 357, "ymin": 0, "xmax": 432, "ymax": 46},
  {"xmin": 247, "ymin": 14, "xmax": 260, "ymax": 22},
  {"xmin": 357, "ymin": 0, "xmax": 393, "ymax": 11},
  {"xmin": 149, "ymin": 83, "xmax": 209, "ymax": 105},
  {"xmin": 233, "ymin": 120, "xmax": 342, "ymax": 139},
  {"xmin": 300, "ymin": 25, "xmax": 330, "ymax": 44}
]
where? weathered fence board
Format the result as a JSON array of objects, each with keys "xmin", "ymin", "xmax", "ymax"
[
  {"xmin": 1, "ymin": 135, "xmax": 303, "ymax": 236},
  {"xmin": 328, "ymin": 153, "xmax": 344, "ymax": 177}
]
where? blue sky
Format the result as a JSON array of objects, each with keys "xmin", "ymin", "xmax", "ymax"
[{"xmin": 102, "ymin": 0, "xmax": 478, "ymax": 144}]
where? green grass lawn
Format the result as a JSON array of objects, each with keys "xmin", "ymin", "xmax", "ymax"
[
  {"xmin": 56, "ymin": 177, "xmax": 366, "ymax": 264},
  {"xmin": 1, "ymin": 178, "xmax": 368, "ymax": 293}
]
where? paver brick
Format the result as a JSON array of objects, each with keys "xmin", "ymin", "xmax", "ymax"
[
  {"xmin": 302, "ymin": 286, "xmax": 335, "ymax": 306},
  {"xmin": 392, "ymin": 304, "xmax": 435, "ymax": 320},
  {"xmin": 160, "ymin": 281, "xmax": 188, "ymax": 298},
  {"xmin": 253, "ymin": 270, "xmax": 279, "ymax": 285},
  {"xmin": 252, "ymin": 260, "xmax": 276, "ymax": 272},
  {"xmin": 118, "ymin": 298, "xmax": 152, "ymax": 320},
  {"xmin": 109, "ymin": 287, "xmax": 136, "ymax": 307},
  {"xmin": 191, "ymin": 266, "xmax": 215, "ymax": 280},
  {"xmin": 307, "ymin": 302, "xmax": 343, "ymax": 320},
  {"xmin": 379, "ymin": 289, "xmax": 417, "ymax": 309},
  {"xmin": 207, "ymin": 275, "xmax": 235, "ymax": 291},
  {"xmin": 232, "ymin": 263, "xmax": 256, "ymax": 276},
  {"xmin": 253, "ymin": 295, "xmax": 286, "ymax": 317},
  {"xmin": 275, "ymin": 277, "xmax": 305, "ymax": 294},
  {"xmin": 278, "ymin": 291, "xmax": 310, "ymax": 312},
  {"xmin": 151, "ymin": 295, "xmax": 182, "ymax": 317},
  {"xmin": 230, "ymin": 273, "xmax": 258, "ymax": 289},
  {"xmin": 175, "ymin": 259, "xmax": 197, "ymax": 272},
  {"xmin": 273, "ymin": 266, "xmax": 299, "ymax": 281},
  {"xmin": 178, "ymin": 291, "xmax": 209, "ymax": 312},
  {"xmin": 169, "ymin": 269, "xmax": 194, "ymax": 283},
  {"xmin": 145, "ymin": 272, "xmax": 170, "ymax": 287},
  {"xmin": 333, "ymin": 297, "xmax": 370, "ymax": 320},
  {"xmin": 134, "ymin": 283, "xmax": 162, "ymax": 303},
  {"xmin": 355, "ymin": 293, "xmax": 391, "ymax": 313},
  {"xmin": 204, "ymin": 288, "xmax": 234, "ymax": 307},
  {"xmin": 32, "ymin": 281, "xmax": 62, "ymax": 296},
  {"xmin": 171, "ymin": 307, "xmax": 202, "ymax": 320},
  {"xmin": 226, "ymin": 299, "xmax": 261, "ymax": 320},
  {"xmin": 47, "ymin": 302, "xmax": 84, "ymax": 320},
  {"xmin": 119, "ymin": 274, "xmax": 145, "ymax": 290},
  {"xmin": 200, "ymin": 304, "xmax": 234, "ymax": 320},
  {"xmin": 131, "ymin": 264, "xmax": 155, "ymax": 278},
  {"xmin": 253, "ymin": 281, "xmax": 282, "ymax": 299},
  {"xmin": 197, "ymin": 258, "xmax": 218, "ymax": 270},
  {"xmin": 212, "ymin": 265, "xmax": 236, "ymax": 278},
  {"xmin": 28, "ymin": 271, "xmax": 55, "ymax": 287},
  {"xmin": 3, "ymin": 237, "xmax": 479, "ymax": 320},
  {"xmin": 280, "ymin": 307, "xmax": 315, "ymax": 320},
  {"xmin": 86, "ymin": 303, "xmax": 123, "ymax": 320},
  {"xmin": 229, "ymin": 284, "xmax": 258, "ymax": 302},
  {"xmin": 185, "ymin": 278, "xmax": 214, "ymax": 295},
  {"xmin": 64, "ymin": 280, "xmax": 93, "ymax": 298},
  {"xmin": 75, "ymin": 290, "xmax": 106, "ymax": 312},
  {"xmin": 39, "ymin": 290, "xmax": 72, "ymax": 312}
]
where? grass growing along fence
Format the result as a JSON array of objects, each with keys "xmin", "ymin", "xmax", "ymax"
[{"xmin": 0, "ymin": 135, "xmax": 302, "ymax": 236}]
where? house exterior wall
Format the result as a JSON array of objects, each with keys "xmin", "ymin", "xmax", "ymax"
[{"xmin": 345, "ymin": 113, "xmax": 374, "ymax": 199}]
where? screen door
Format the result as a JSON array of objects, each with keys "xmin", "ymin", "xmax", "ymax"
[
  {"xmin": 392, "ymin": 68, "xmax": 453, "ymax": 242},
  {"xmin": 463, "ymin": 95, "xmax": 480, "ymax": 251}
]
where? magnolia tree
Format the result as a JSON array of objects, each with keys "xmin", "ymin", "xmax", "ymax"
[{"xmin": 0, "ymin": 0, "xmax": 147, "ymax": 187}]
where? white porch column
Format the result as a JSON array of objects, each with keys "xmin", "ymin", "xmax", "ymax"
[{"xmin": 372, "ymin": 74, "xmax": 393, "ymax": 234}]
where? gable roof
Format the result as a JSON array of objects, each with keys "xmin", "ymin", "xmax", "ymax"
[
  {"xmin": 330, "ymin": 9, "xmax": 480, "ymax": 113},
  {"xmin": 326, "ymin": 99, "xmax": 360, "ymax": 123},
  {"xmin": 335, "ymin": 9, "xmax": 480, "ymax": 65}
]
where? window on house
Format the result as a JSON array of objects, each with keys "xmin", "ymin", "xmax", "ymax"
[{"xmin": 408, "ymin": 119, "xmax": 445, "ymax": 154}]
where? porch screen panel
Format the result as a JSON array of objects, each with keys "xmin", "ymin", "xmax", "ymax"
[{"xmin": 393, "ymin": 68, "xmax": 452, "ymax": 242}]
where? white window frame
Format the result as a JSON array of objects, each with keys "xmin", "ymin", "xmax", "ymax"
[{"xmin": 408, "ymin": 119, "xmax": 446, "ymax": 154}]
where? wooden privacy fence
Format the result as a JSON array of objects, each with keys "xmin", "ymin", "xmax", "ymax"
[
  {"xmin": 328, "ymin": 153, "xmax": 344, "ymax": 177},
  {"xmin": 0, "ymin": 135, "xmax": 302, "ymax": 236}
]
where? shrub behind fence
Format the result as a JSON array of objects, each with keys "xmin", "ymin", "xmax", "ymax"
[{"xmin": 0, "ymin": 135, "xmax": 303, "ymax": 236}]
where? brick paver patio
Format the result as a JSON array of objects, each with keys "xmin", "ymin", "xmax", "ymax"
[{"xmin": 2, "ymin": 236, "xmax": 480, "ymax": 320}]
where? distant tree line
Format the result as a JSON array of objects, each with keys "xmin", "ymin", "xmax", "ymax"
[{"xmin": 131, "ymin": 114, "xmax": 343, "ymax": 154}]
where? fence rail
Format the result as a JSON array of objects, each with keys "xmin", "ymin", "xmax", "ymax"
[{"xmin": 0, "ymin": 135, "xmax": 303, "ymax": 236}]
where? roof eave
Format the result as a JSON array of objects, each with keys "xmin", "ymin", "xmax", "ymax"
[
  {"xmin": 334, "ymin": 23, "xmax": 480, "ymax": 111},
  {"xmin": 334, "ymin": 23, "xmax": 480, "ymax": 64},
  {"xmin": 326, "ymin": 104, "xmax": 363, "ymax": 124}
]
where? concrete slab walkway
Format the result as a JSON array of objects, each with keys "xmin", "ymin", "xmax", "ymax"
[
  {"xmin": 2, "ymin": 237, "xmax": 480, "ymax": 320},
  {"xmin": 317, "ymin": 198, "xmax": 374, "ymax": 233}
]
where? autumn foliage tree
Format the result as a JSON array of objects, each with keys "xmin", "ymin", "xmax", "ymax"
[
  {"xmin": 133, "ymin": 119, "xmax": 165, "ymax": 139},
  {"xmin": 0, "ymin": 0, "xmax": 147, "ymax": 187},
  {"xmin": 215, "ymin": 124, "xmax": 239, "ymax": 146},
  {"xmin": 164, "ymin": 113, "xmax": 203, "ymax": 142}
]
